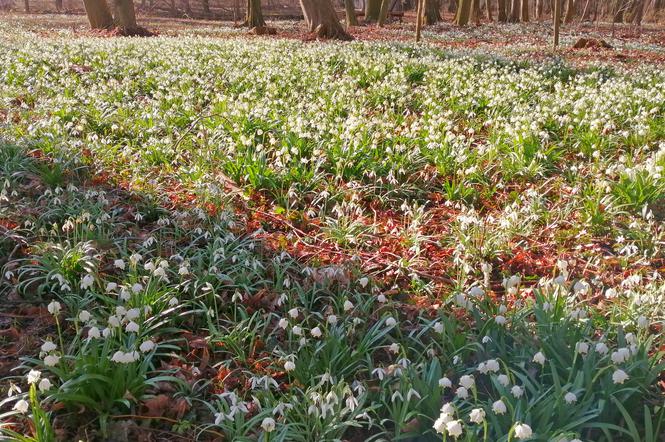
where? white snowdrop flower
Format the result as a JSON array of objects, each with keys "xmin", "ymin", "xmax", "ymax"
[
  {"xmin": 611, "ymin": 348, "xmax": 630, "ymax": 364},
  {"xmin": 81, "ymin": 274, "xmax": 95, "ymax": 290},
  {"xmin": 498, "ymin": 304, "xmax": 507, "ymax": 314},
  {"xmin": 78, "ymin": 310, "xmax": 92, "ymax": 322},
  {"xmin": 125, "ymin": 321, "xmax": 140, "ymax": 333},
  {"xmin": 88, "ymin": 326, "xmax": 101, "ymax": 339},
  {"xmin": 469, "ymin": 408, "xmax": 486, "ymax": 424},
  {"xmin": 105, "ymin": 282, "xmax": 118, "ymax": 292},
  {"xmin": 284, "ymin": 360, "xmax": 296, "ymax": 372},
  {"xmin": 288, "ymin": 308, "xmax": 299, "ymax": 319},
  {"xmin": 612, "ymin": 369, "xmax": 629, "ymax": 384},
  {"xmin": 595, "ymin": 342, "xmax": 609, "ymax": 355},
  {"xmin": 44, "ymin": 354, "xmax": 60, "ymax": 366},
  {"xmin": 327, "ymin": 315, "xmax": 337, "ymax": 325},
  {"xmin": 38, "ymin": 378, "xmax": 52, "ymax": 392},
  {"xmin": 511, "ymin": 385, "xmax": 524, "ymax": 398},
  {"xmin": 542, "ymin": 302, "xmax": 553, "ymax": 312},
  {"xmin": 455, "ymin": 386, "xmax": 469, "ymax": 399},
  {"xmin": 495, "ymin": 315, "xmax": 506, "ymax": 325},
  {"xmin": 278, "ymin": 318, "xmax": 288, "ymax": 329},
  {"xmin": 310, "ymin": 327, "xmax": 322, "ymax": 338},
  {"xmin": 358, "ymin": 277, "xmax": 369, "ymax": 288},
  {"xmin": 453, "ymin": 355, "xmax": 461, "ymax": 365},
  {"xmin": 13, "ymin": 399, "xmax": 29, "ymax": 414},
  {"xmin": 178, "ymin": 266, "xmax": 189, "ymax": 276},
  {"xmin": 111, "ymin": 351, "xmax": 125, "ymax": 363},
  {"xmin": 564, "ymin": 392, "xmax": 577, "ymax": 404},
  {"xmin": 108, "ymin": 315, "xmax": 121, "ymax": 328},
  {"xmin": 385, "ymin": 316, "xmax": 397, "ymax": 327},
  {"xmin": 40, "ymin": 341, "xmax": 57, "ymax": 353},
  {"xmin": 459, "ymin": 375, "xmax": 474, "ymax": 389},
  {"xmin": 292, "ymin": 325, "xmax": 302, "ymax": 336},
  {"xmin": 533, "ymin": 351, "xmax": 546, "ymax": 365},
  {"xmin": 441, "ymin": 403, "xmax": 455, "ymax": 415},
  {"xmin": 47, "ymin": 301, "xmax": 61, "ymax": 315},
  {"xmin": 102, "ymin": 328, "xmax": 111, "ymax": 338},
  {"xmin": 575, "ymin": 342, "xmax": 589, "ymax": 355},
  {"xmin": 126, "ymin": 308, "xmax": 140, "ymax": 320},
  {"xmin": 131, "ymin": 283, "xmax": 143, "ymax": 294},
  {"xmin": 116, "ymin": 306, "xmax": 127, "ymax": 317},
  {"xmin": 554, "ymin": 275, "xmax": 566, "ymax": 286},
  {"xmin": 27, "ymin": 369, "xmax": 41, "ymax": 384},
  {"xmin": 514, "ymin": 422, "xmax": 533, "ymax": 439},
  {"xmin": 486, "ymin": 359, "xmax": 500, "ymax": 373},
  {"xmin": 439, "ymin": 377, "xmax": 452, "ymax": 388},
  {"xmin": 433, "ymin": 414, "xmax": 450, "ymax": 433},
  {"xmin": 377, "ymin": 294, "xmax": 387, "ymax": 303},
  {"xmin": 482, "ymin": 336, "xmax": 492, "ymax": 344},
  {"xmin": 468, "ymin": 286, "xmax": 484, "ymax": 297},
  {"xmin": 573, "ymin": 280, "xmax": 590, "ymax": 295},
  {"xmin": 261, "ymin": 417, "xmax": 276, "ymax": 432},
  {"xmin": 140, "ymin": 340, "xmax": 155, "ymax": 353},
  {"xmin": 433, "ymin": 322, "xmax": 444, "ymax": 333},
  {"xmin": 605, "ymin": 288, "xmax": 618, "ymax": 299},
  {"xmin": 492, "ymin": 399, "xmax": 507, "ymax": 414},
  {"xmin": 446, "ymin": 419, "xmax": 463, "ymax": 438},
  {"xmin": 637, "ymin": 315, "xmax": 649, "ymax": 329},
  {"xmin": 625, "ymin": 333, "xmax": 637, "ymax": 345},
  {"xmin": 144, "ymin": 262, "xmax": 156, "ymax": 272},
  {"xmin": 168, "ymin": 297, "xmax": 179, "ymax": 307},
  {"xmin": 114, "ymin": 259, "xmax": 126, "ymax": 270},
  {"xmin": 497, "ymin": 374, "xmax": 510, "ymax": 387},
  {"xmin": 389, "ymin": 343, "xmax": 400, "ymax": 354},
  {"xmin": 343, "ymin": 300, "xmax": 354, "ymax": 311}
]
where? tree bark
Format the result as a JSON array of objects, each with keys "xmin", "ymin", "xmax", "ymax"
[
  {"xmin": 563, "ymin": 0, "xmax": 574, "ymax": 22},
  {"xmin": 365, "ymin": 0, "xmax": 382, "ymax": 21},
  {"xmin": 245, "ymin": 0, "xmax": 266, "ymax": 27},
  {"xmin": 344, "ymin": 0, "xmax": 359, "ymax": 25},
  {"xmin": 497, "ymin": 0, "xmax": 507, "ymax": 20},
  {"xmin": 455, "ymin": 0, "xmax": 473, "ymax": 23},
  {"xmin": 486, "ymin": 0, "xmax": 493, "ymax": 20},
  {"xmin": 111, "ymin": 0, "xmax": 139, "ymax": 33},
  {"xmin": 536, "ymin": 0, "xmax": 544, "ymax": 18},
  {"xmin": 24, "ymin": 0, "xmax": 30, "ymax": 12},
  {"xmin": 632, "ymin": 0, "xmax": 645, "ymax": 24},
  {"xmin": 553, "ymin": 0, "xmax": 561, "ymax": 46},
  {"xmin": 201, "ymin": 0, "xmax": 210, "ymax": 15},
  {"xmin": 55, "ymin": 0, "xmax": 63, "ymax": 11},
  {"xmin": 520, "ymin": 0, "xmax": 529, "ymax": 20},
  {"xmin": 299, "ymin": 0, "xmax": 353, "ymax": 39},
  {"xmin": 509, "ymin": 0, "xmax": 520, "ymax": 20},
  {"xmin": 425, "ymin": 0, "xmax": 441, "ymax": 23},
  {"xmin": 415, "ymin": 0, "xmax": 424, "ymax": 40},
  {"xmin": 83, "ymin": 0, "xmax": 114, "ymax": 29}
]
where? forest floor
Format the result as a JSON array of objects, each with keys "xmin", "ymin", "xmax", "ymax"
[{"xmin": 0, "ymin": 14, "xmax": 664, "ymax": 442}]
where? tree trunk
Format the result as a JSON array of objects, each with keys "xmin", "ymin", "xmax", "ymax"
[
  {"xmin": 520, "ymin": 0, "xmax": 529, "ymax": 20},
  {"xmin": 509, "ymin": 0, "xmax": 520, "ymax": 20},
  {"xmin": 497, "ymin": 0, "xmax": 507, "ymax": 20},
  {"xmin": 24, "ymin": 0, "xmax": 30, "ymax": 12},
  {"xmin": 536, "ymin": 0, "xmax": 544, "ymax": 18},
  {"xmin": 111, "ymin": 0, "xmax": 139, "ymax": 33},
  {"xmin": 415, "ymin": 0, "xmax": 425, "ymax": 40},
  {"xmin": 613, "ymin": 0, "xmax": 627, "ymax": 22},
  {"xmin": 563, "ymin": 0, "xmax": 574, "ymax": 22},
  {"xmin": 455, "ymin": 0, "xmax": 473, "ymax": 23},
  {"xmin": 553, "ymin": 0, "xmax": 561, "ymax": 46},
  {"xmin": 425, "ymin": 0, "xmax": 441, "ymax": 23},
  {"xmin": 345, "ymin": 0, "xmax": 359, "ymax": 25},
  {"xmin": 246, "ymin": 0, "xmax": 266, "ymax": 27},
  {"xmin": 448, "ymin": 0, "xmax": 457, "ymax": 12},
  {"xmin": 486, "ymin": 0, "xmax": 493, "ymax": 20},
  {"xmin": 365, "ymin": 0, "xmax": 382, "ymax": 21},
  {"xmin": 55, "ymin": 0, "xmax": 63, "ymax": 11},
  {"xmin": 632, "ymin": 0, "xmax": 645, "ymax": 24},
  {"xmin": 83, "ymin": 0, "xmax": 114, "ymax": 29},
  {"xmin": 182, "ymin": 0, "xmax": 192, "ymax": 15},
  {"xmin": 299, "ymin": 0, "xmax": 353, "ymax": 39},
  {"xmin": 201, "ymin": 0, "xmax": 210, "ymax": 15}
]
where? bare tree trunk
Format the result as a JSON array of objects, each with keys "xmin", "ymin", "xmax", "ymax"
[
  {"xmin": 632, "ymin": 0, "xmax": 645, "ymax": 24},
  {"xmin": 299, "ymin": 0, "xmax": 353, "ymax": 39},
  {"xmin": 455, "ymin": 0, "xmax": 473, "ymax": 23},
  {"xmin": 425, "ymin": 0, "xmax": 441, "ymax": 23},
  {"xmin": 345, "ymin": 0, "xmax": 359, "ymax": 25},
  {"xmin": 486, "ymin": 0, "xmax": 493, "ymax": 20},
  {"xmin": 553, "ymin": 0, "xmax": 561, "ymax": 46},
  {"xmin": 497, "ymin": 0, "xmax": 507, "ymax": 20},
  {"xmin": 509, "ymin": 0, "xmax": 520, "ymax": 20},
  {"xmin": 244, "ymin": 0, "xmax": 266, "ymax": 27},
  {"xmin": 563, "ymin": 0, "xmax": 574, "ymax": 22},
  {"xmin": 83, "ymin": 0, "xmax": 114, "ymax": 29},
  {"xmin": 415, "ymin": 0, "xmax": 424, "ymax": 40},
  {"xmin": 24, "ymin": 0, "xmax": 30, "ymax": 12},
  {"xmin": 111, "ymin": 0, "xmax": 139, "ymax": 33},
  {"xmin": 201, "ymin": 0, "xmax": 210, "ymax": 15},
  {"xmin": 536, "ymin": 0, "xmax": 544, "ymax": 18},
  {"xmin": 365, "ymin": 0, "xmax": 381, "ymax": 21},
  {"xmin": 520, "ymin": 0, "xmax": 529, "ymax": 20}
]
